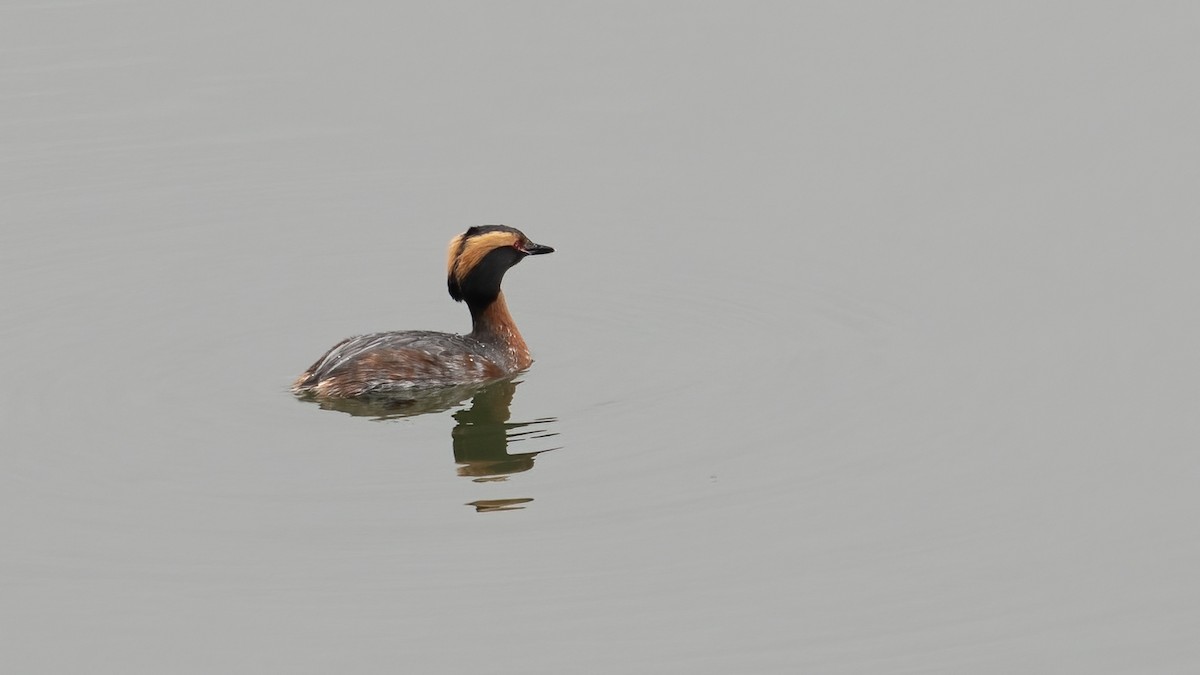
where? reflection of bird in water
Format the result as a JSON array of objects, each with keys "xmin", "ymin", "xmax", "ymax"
[
  {"xmin": 467, "ymin": 498, "xmax": 534, "ymax": 513},
  {"xmin": 292, "ymin": 225, "xmax": 553, "ymax": 398},
  {"xmin": 451, "ymin": 377, "xmax": 556, "ymax": 482},
  {"xmin": 297, "ymin": 377, "xmax": 559, "ymax": 511}
]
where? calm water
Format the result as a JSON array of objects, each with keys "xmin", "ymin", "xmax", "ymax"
[{"xmin": 4, "ymin": 3, "xmax": 1200, "ymax": 673}]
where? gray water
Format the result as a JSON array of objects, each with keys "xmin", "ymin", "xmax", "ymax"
[{"xmin": 4, "ymin": 2, "xmax": 1199, "ymax": 673}]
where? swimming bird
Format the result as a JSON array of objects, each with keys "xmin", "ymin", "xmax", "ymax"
[{"xmin": 293, "ymin": 225, "xmax": 553, "ymax": 398}]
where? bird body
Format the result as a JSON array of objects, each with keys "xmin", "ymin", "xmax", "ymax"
[{"xmin": 293, "ymin": 225, "xmax": 553, "ymax": 398}]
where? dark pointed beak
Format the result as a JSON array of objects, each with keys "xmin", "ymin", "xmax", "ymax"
[{"xmin": 524, "ymin": 242, "xmax": 554, "ymax": 255}]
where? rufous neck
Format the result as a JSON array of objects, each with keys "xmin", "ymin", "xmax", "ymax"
[{"xmin": 468, "ymin": 292, "xmax": 531, "ymax": 365}]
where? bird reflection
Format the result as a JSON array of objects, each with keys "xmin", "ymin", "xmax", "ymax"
[
  {"xmin": 451, "ymin": 377, "xmax": 556, "ymax": 482},
  {"xmin": 466, "ymin": 498, "xmax": 534, "ymax": 513},
  {"xmin": 298, "ymin": 377, "xmax": 558, "ymax": 511}
]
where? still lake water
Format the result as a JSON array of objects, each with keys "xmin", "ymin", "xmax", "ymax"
[{"xmin": 4, "ymin": 2, "xmax": 1199, "ymax": 673}]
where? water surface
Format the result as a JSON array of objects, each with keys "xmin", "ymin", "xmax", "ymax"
[{"xmin": 3, "ymin": 2, "xmax": 1199, "ymax": 673}]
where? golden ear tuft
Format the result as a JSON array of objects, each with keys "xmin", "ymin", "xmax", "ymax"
[
  {"xmin": 446, "ymin": 232, "xmax": 468, "ymax": 301},
  {"xmin": 450, "ymin": 230, "xmax": 520, "ymax": 281},
  {"xmin": 446, "ymin": 233, "xmax": 467, "ymax": 279}
]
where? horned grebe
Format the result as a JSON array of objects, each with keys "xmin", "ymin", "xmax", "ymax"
[{"xmin": 293, "ymin": 225, "xmax": 553, "ymax": 398}]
